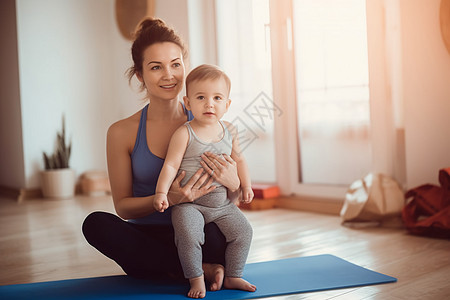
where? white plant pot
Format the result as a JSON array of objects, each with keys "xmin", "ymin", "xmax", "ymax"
[{"xmin": 41, "ymin": 168, "xmax": 76, "ymax": 199}]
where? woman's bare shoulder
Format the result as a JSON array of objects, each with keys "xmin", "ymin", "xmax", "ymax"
[{"xmin": 107, "ymin": 110, "xmax": 141, "ymax": 143}]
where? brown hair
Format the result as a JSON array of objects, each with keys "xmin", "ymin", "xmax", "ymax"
[
  {"xmin": 185, "ymin": 64, "xmax": 231, "ymax": 97},
  {"xmin": 126, "ymin": 18, "xmax": 188, "ymax": 90}
]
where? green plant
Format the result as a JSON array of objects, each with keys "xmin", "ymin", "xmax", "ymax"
[{"xmin": 43, "ymin": 115, "xmax": 72, "ymax": 170}]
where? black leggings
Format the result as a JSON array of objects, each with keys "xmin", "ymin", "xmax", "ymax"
[{"xmin": 82, "ymin": 211, "xmax": 226, "ymax": 279}]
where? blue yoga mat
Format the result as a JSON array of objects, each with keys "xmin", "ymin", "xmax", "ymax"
[{"xmin": 0, "ymin": 254, "xmax": 396, "ymax": 299}]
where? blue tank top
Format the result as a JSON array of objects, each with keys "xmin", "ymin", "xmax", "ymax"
[{"xmin": 129, "ymin": 103, "xmax": 193, "ymax": 224}]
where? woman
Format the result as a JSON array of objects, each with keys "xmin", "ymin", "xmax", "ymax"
[{"xmin": 82, "ymin": 18, "xmax": 241, "ymax": 290}]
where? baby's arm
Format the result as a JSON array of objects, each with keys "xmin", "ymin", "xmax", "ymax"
[
  {"xmin": 154, "ymin": 126, "xmax": 189, "ymax": 212},
  {"xmin": 225, "ymin": 121, "xmax": 254, "ymax": 204}
]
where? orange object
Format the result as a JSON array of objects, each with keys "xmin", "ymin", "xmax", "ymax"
[
  {"xmin": 239, "ymin": 198, "xmax": 277, "ymax": 210},
  {"xmin": 252, "ymin": 183, "xmax": 280, "ymax": 199}
]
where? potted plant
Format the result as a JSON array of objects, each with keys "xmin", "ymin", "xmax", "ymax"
[{"xmin": 41, "ymin": 115, "xmax": 75, "ymax": 199}]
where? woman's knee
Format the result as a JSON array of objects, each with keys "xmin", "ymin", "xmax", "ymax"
[
  {"xmin": 82, "ymin": 211, "xmax": 115, "ymax": 242},
  {"xmin": 203, "ymin": 223, "xmax": 227, "ymax": 249}
]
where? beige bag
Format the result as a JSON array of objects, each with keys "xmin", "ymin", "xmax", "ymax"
[{"xmin": 340, "ymin": 173, "xmax": 404, "ymax": 226}]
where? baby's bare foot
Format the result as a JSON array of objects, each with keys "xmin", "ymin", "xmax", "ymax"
[
  {"xmin": 223, "ymin": 277, "xmax": 256, "ymax": 292},
  {"xmin": 202, "ymin": 263, "xmax": 224, "ymax": 291},
  {"xmin": 188, "ymin": 275, "xmax": 206, "ymax": 298}
]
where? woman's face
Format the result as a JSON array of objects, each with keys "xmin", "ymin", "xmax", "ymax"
[{"xmin": 138, "ymin": 42, "xmax": 185, "ymax": 101}]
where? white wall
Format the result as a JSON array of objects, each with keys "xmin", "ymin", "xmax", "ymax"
[
  {"xmin": 361, "ymin": 0, "xmax": 450, "ymax": 190},
  {"xmin": 15, "ymin": 0, "xmax": 118, "ymax": 188},
  {"xmin": 187, "ymin": 0, "xmax": 218, "ymax": 68},
  {"xmin": 368, "ymin": 0, "xmax": 450, "ymax": 189},
  {"xmin": 401, "ymin": 0, "xmax": 450, "ymax": 188},
  {"xmin": 11, "ymin": 0, "xmax": 191, "ymax": 189}
]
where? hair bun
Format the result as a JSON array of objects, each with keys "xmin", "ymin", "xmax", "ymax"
[{"xmin": 135, "ymin": 17, "xmax": 165, "ymax": 36}]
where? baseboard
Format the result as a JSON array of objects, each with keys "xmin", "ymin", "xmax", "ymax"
[
  {"xmin": 0, "ymin": 185, "xmax": 21, "ymax": 200},
  {"xmin": 2, "ymin": 186, "xmax": 343, "ymax": 215},
  {"xmin": 18, "ymin": 188, "xmax": 43, "ymax": 202},
  {"xmin": 0, "ymin": 185, "xmax": 43, "ymax": 202},
  {"xmin": 0, "ymin": 182, "xmax": 102, "ymax": 202},
  {"xmin": 276, "ymin": 195, "xmax": 344, "ymax": 216}
]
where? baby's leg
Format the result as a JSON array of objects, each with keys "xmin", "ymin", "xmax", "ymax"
[
  {"xmin": 172, "ymin": 204, "xmax": 206, "ymax": 298},
  {"xmin": 213, "ymin": 204, "xmax": 256, "ymax": 292}
]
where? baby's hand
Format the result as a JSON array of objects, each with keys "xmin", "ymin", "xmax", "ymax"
[
  {"xmin": 154, "ymin": 193, "xmax": 169, "ymax": 212},
  {"xmin": 241, "ymin": 187, "xmax": 254, "ymax": 204}
]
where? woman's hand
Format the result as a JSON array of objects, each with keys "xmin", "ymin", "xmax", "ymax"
[
  {"xmin": 167, "ymin": 168, "xmax": 216, "ymax": 206},
  {"xmin": 200, "ymin": 152, "xmax": 240, "ymax": 192}
]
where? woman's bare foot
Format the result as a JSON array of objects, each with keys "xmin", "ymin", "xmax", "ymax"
[
  {"xmin": 202, "ymin": 263, "xmax": 224, "ymax": 291},
  {"xmin": 223, "ymin": 277, "xmax": 256, "ymax": 292},
  {"xmin": 188, "ymin": 275, "xmax": 206, "ymax": 298}
]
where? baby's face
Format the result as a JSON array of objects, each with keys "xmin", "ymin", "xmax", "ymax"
[{"xmin": 184, "ymin": 78, "xmax": 231, "ymax": 123}]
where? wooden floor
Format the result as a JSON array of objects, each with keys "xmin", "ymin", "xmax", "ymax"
[{"xmin": 1, "ymin": 195, "xmax": 449, "ymax": 299}]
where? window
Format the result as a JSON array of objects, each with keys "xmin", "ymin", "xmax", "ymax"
[
  {"xmin": 293, "ymin": 0, "xmax": 372, "ymax": 185},
  {"xmin": 215, "ymin": 0, "xmax": 276, "ymax": 183}
]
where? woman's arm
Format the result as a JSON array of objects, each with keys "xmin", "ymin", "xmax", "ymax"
[
  {"xmin": 107, "ymin": 120, "xmax": 157, "ymax": 219},
  {"xmin": 107, "ymin": 120, "xmax": 217, "ymax": 219}
]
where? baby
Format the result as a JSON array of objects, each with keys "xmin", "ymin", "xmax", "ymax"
[{"xmin": 154, "ymin": 64, "xmax": 256, "ymax": 298}]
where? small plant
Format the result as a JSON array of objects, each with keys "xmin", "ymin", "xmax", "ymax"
[{"xmin": 43, "ymin": 115, "xmax": 72, "ymax": 170}]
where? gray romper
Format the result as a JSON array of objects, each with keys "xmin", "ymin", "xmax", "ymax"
[{"xmin": 172, "ymin": 121, "xmax": 253, "ymax": 279}]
